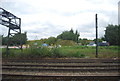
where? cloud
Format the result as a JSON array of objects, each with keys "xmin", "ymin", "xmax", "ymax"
[{"xmin": 1, "ymin": 0, "xmax": 119, "ymax": 40}]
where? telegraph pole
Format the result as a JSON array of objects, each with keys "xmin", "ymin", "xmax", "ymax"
[{"xmin": 95, "ymin": 14, "xmax": 98, "ymax": 58}]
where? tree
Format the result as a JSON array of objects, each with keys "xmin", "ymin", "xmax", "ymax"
[
  {"xmin": 57, "ymin": 29, "xmax": 80, "ymax": 43},
  {"xmin": 2, "ymin": 32, "xmax": 27, "ymax": 46},
  {"xmin": 104, "ymin": 24, "xmax": 119, "ymax": 45},
  {"xmin": 93, "ymin": 38, "xmax": 103, "ymax": 43},
  {"xmin": 79, "ymin": 38, "xmax": 89, "ymax": 45},
  {"xmin": 57, "ymin": 31, "xmax": 75, "ymax": 40},
  {"xmin": 101, "ymin": 37, "xmax": 106, "ymax": 41},
  {"xmin": 2, "ymin": 36, "xmax": 8, "ymax": 45},
  {"xmin": 75, "ymin": 30, "xmax": 80, "ymax": 43},
  {"xmin": 12, "ymin": 32, "xmax": 27, "ymax": 45},
  {"xmin": 70, "ymin": 28, "xmax": 74, "ymax": 33},
  {"xmin": 46, "ymin": 37, "xmax": 57, "ymax": 45}
]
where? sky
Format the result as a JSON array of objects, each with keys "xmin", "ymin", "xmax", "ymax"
[
  {"xmin": 118, "ymin": 1, "xmax": 120, "ymax": 25},
  {"xmin": 0, "ymin": 0, "xmax": 119, "ymax": 40}
]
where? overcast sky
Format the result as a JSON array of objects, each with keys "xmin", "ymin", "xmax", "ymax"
[{"xmin": 0, "ymin": 0, "xmax": 119, "ymax": 40}]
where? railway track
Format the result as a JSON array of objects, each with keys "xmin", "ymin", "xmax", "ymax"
[{"xmin": 2, "ymin": 58, "xmax": 120, "ymax": 81}]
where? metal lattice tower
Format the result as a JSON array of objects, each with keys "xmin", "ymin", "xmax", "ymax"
[{"xmin": 0, "ymin": 7, "xmax": 22, "ymax": 53}]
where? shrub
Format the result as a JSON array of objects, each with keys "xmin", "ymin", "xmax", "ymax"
[
  {"xmin": 56, "ymin": 39, "xmax": 76, "ymax": 46},
  {"xmin": 2, "ymin": 46, "xmax": 118, "ymax": 58},
  {"xmin": 51, "ymin": 48, "xmax": 62, "ymax": 58},
  {"xmin": 73, "ymin": 51, "xmax": 85, "ymax": 58}
]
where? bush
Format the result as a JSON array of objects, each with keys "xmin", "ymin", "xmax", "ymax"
[
  {"xmin": 2, "ymin": 46, "xmax": 118, "ymax": 58},
  {"xmin": 56, "ymin": 39, "xmax": 76, "ymax": 46},
  {"xmin": 73, "ymin": 51, "xmax": 85, "ymax": 58},
  {"xmin": 52, "ymin": 48, "xmax": 62, "ymax": 58},
  {"xmin": 22, "ymin": 47, "xmax": 52, "ymax": 58}
]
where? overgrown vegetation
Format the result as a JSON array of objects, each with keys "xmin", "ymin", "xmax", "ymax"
[
  {"xmin": 1, "ymin": 25, "xmax": 119, "ymax": 59},
  {"xmin": 2, "ymin": 46, "xmax": 119, "ymax": 58},
  {"xmin": 2, "ymin": 32, "xmax": 27, "ymax": 46},
  {"xmin": 104, "ymin": 24, "xmax": 120, "ymax": 45},
  {"xmin": 57, "ymin": 29, "xmax": 80, "ymax": 43}
]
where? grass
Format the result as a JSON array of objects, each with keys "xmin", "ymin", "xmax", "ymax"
[{"xmin": 2, "ymin": 46, "xmax": 119, "ymax": 58}]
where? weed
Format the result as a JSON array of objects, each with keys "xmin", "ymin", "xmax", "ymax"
[{"xmin": 2, "ymin": 46, "xmax": 119, "ymax": 58}]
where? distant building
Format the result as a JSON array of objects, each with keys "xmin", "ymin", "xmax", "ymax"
[{"xmin": 118, "ymin": 1, "xmax": 120, "ymax": 25}]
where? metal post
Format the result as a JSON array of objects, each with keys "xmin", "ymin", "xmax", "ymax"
[
  {"xmin": 95, "ymin": 14, "xmax": 98, "ymax": 58},
  {"xmin": 19, "ymin": 18, "xmax": 22, "ymax": 50},
  {"xmin": 6, "ymin": 28, "xmax": 10, "ymax": 55}
]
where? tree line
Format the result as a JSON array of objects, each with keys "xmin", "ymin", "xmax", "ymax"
[
  {"xmin": 2, "ymin": 32, "xmax": 27, "ymax": 46},
  {"xmin": 104, "ymin": 24, "xmax": 119, "ymax": 45},
  {"xmin": 1, "ymin": 24, "xmax": 120, "ymax": 46},
  {"xmin": 57, "ymin": 29, "xmax": 80, "ymax": 43},
  {"xmin": 57, "ymin": 24, "xmax": 119, "ymax": 46}
]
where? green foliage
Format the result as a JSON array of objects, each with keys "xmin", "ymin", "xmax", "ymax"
[
  {"xmin": 75, "ymin": 30, "xmax": 80, "ymax": 43},
  {"xmin": 12, "ymin": 32, "xmax": 27, "ymax": 45},
  {"xmin": 93, "ymin": 38, "xmax": 104, "ymax": 43},
  {"xmin": 57, "ymin": 31, "xmax": 75, "ymax": 40},
  {"xmin": 2, "ymin": 36, "xmax": 8, "ymax": 45},
  {"xmin": 2, "ymin": 46, "xmax": 118, "ymax": 58},
  {"xmin": 28, "ymin": 39, "xmax": 76, "ymax": 47},
  {"xmin": 52, "ymin": 48, "xmax": 62, "ymax": 57},
  {"xmin": 56, "ymin": 39, "xmax": 76, "ymax": 46},
  {"xmin": 2, "ymin": 32, "xmax": 27, "ymax": 46},
  {"xmin": 104, "ymin": 24, "xmax": 119, "ymax": 45},
  {"xmin": 46, "ymin": 37, "xmax": 57, "ymax": 45},
  {"xmin": 57, "ymin": 29, "xmax": 80, "ymax": 42},
  {"xmin": 28, "ymin": 40, "xmax": 43, "ymax": 48},
  {"xmin": 79, "ymin": 38, "xmax": 89, "ymax": 45},
  {"xmin": 74, "ymin": 51, "xmax": 85, "ymax": 58}
]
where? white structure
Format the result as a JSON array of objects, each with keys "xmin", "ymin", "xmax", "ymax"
[{"xmin": 118, "ymin": 1, "xmax": 120, "ymax": 25}]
